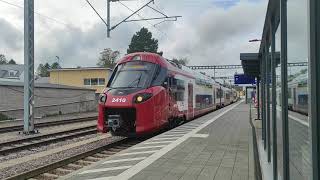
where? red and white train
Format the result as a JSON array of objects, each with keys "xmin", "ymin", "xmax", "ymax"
[{"xmin": 97, "ymin": 52, "xmax": 238, "ymax": 136}]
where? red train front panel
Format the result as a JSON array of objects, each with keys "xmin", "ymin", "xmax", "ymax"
[
  {"xmin": 97, "ymin": 52, "xmax": 236, "ymax": 136},
  {"xmin": 97, "ymin": 53, "xmax": 171, "ymax": 136}
]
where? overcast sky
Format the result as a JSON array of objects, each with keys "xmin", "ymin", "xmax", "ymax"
[{"xmin": 0, "ymin": 0, "xmax": 268, "ymax": 77}]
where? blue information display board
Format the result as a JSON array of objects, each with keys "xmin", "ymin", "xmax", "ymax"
[{"xmin": 234, "ymin": 74, "xmax": 256, "ymax": 84}]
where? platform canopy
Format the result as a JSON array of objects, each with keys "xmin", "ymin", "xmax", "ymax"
[{"xmin": 240, "ymin": 53, "xmax": 261, "ymax": 78}]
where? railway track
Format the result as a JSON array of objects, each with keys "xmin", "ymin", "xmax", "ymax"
[
  {"xmin": 0, "ymin": 125, "xmax": 97, "ymax": 155},
  {"xmin": 0, "ymin": 116, "xmax": 98, "ymax": 134},
  {"xmin": 5, "ymin": 137, "xmax": 144, "ymax": 180}
]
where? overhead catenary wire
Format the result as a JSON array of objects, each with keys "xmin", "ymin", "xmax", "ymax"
[
  {"xmin": 85, "ymin": 0, "xmax": 108, "ymax": 28},
  {"xmin": 0, "ymin": 0, "xmax": 70, "ymax": 27},
  {"xmin": 117, "ymin": 1, "xmax": 170, "ymax": 39}
]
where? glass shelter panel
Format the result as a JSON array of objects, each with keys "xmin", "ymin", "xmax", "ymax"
[
  {"xmin": 287, "ymin": 0, "xmax": 311, "ymax": 179},
  {"xmin": 268, "ymin": 45, "xmax": 272, "ymax": 161},
  {"xmin": 275, "ymin": 24, "xmax": 283, "ymax": 179}
]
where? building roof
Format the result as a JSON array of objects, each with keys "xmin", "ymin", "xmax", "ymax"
[
  {"xmin": 0, "ymin": 81, "xmax": 96, "ymax": 91},
  {"xmin": 0, "ymin": 64, "xmax": 24, "ymax": 79},
  {"xmin": 240, "ymin": 53, "xmax": 261, "ymax": 77},
  {"xmin": 49, "ymin": 67, "xmax": 112, "ymax": 72}
]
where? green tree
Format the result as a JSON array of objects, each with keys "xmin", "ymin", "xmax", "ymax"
[
  {"xmin": 37, "ymin": 63, "xmax": 51, "ymax": 77},
  {"xmin": 172, "ymin": 57, "xmax": 189, "ymax": 66},
  {"xmin": 0, "ymin": 54, "xmax": 7, "ymax": 65},
  {"xmin": 97, "ymin": 48, "xmax": 120, "ymax": 69},
  {"xmin": 8, "ymin": 59, "xmax": 16, "ymax": 65},
  {"xmin": 37, "ymin": 64, "xmax": 44, "ymax": 76},
  {"xmin": 127, "ymin": 27, "xmax": 159, "ymax": 54},
  {"xmin": 51, "ymin": 62, "xmax": 61, "ymax": 69}
]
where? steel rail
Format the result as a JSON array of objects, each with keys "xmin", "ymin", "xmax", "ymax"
[
  {"xmin": 4, "ymin": 137, "xmax": 131, "ymax": 180},
  {"xmin": 0, "ymin": 126, "xmax": 97, "ymax": 155},
  {"xmin": 0, "ymin": 116, "xmax": 97, "ymax": 133}
]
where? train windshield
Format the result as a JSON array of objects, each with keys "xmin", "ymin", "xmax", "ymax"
[{"xmin": 109, "ymin": 61, "xmax": 157, "ymax": 89}]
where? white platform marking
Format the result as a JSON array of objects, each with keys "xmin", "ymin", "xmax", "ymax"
[
  {"xmin": 115, "ymin": 100, "xmax": 243, "ymax": 179},
  {"xmin": 177, "ymin": 126, "xmax": 196, "ymax": 129},
  {"xmin": 133, "ymin": 145, "xmax": 166, "ymax": 150},
  {"xmin": 159, "ymin": 134, "xmax": 184, "ymax": 137},
  {"xmin": 191, "ymin": 134, "xmax": 209, "ymax": 138},
  {"xmin": 276, "ymin": 107, "xmax": 309, "ymax": 126},
  {"xmin": 163, "ymin": 132, "xmax": 187, "ymax": 135},
  {"xmin": 173, "ymin": 129, "xmax": 191, "ymax": 131},
  {"xmin": 102, "ymin": 157, "xmax": 147, "ymax": 164},
  {"xmin": 115, "ymin": 150, "xmax": 157, "ymax": 156},
  {"xmin": 169, "ymin": 130, "xmax": 189, "ymax": 132},
  {"xmin": 79, "ymin": 166, "xmax": 132, "ymax": 174},
  {"xmin": 87, "ymin": 177, "xmax": 115, "ymax": 180},
  {"xmin": 289, "ymin": 114, "xmax": 309, "ymax": 126},
  {"xmin": 152, "ymin": 137, "xmax": 178, "ymax": 141},
  {"xmin": 143, "ymin": 141, "xmax": 173, "ymax": 145}
]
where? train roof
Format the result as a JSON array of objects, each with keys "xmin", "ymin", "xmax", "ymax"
[
  {"xmin": 117, "ymin": 52, "xmax": 231, "ymax": 89},
  {"xmin": 288, "ymin": 73, "xmax": 308, "ymax": 85}
]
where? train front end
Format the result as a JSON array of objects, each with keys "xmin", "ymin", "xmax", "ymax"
[{"xmin": 97, "ymin": 53, "xmax": 168, "ymax": 136}]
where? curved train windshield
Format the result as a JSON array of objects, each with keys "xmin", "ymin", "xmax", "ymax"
[{"xmin": 109, "ymin": 61, "xmax": 157, "ymax": 89}]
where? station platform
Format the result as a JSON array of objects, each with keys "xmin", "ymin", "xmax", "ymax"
[{"xmin": 61, "ymin": 101, "xmax": 256, "ymax": 180}]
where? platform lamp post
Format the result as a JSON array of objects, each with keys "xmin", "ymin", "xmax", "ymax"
[
  {"xmin": 23, "ymin": 0, "xmax": 36, "ymax": 134},
  {"xmin": 55, "ymin": 56, "xmax": 62, "ymax": 119}
]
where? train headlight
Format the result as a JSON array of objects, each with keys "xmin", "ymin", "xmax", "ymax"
[
  {"xmin": 134, "ymin": 93, "xmax": 152, "ymax": 104},
  {"xmin": 99, "ymin": 94, "xmax": 107, "ymax": 104},
  {"xmin": 136, "ymin": 96, "xmax": 143, "ymax": 102}
]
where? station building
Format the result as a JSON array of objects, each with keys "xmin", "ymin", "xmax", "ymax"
[
  {"xmin": 241, "ymin": 0, "xmax": 320, "ymax": 179},
  {"xmin": 49, "ymin": 67, "xmax": 112, "ymax": 94}
]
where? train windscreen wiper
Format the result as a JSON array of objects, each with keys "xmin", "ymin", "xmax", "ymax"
[{"xmin": 127, "ymin": 72, "xmax": 143, "ymax": 88}]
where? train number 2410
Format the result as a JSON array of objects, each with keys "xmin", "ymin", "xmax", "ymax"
[{"xmin": 112, "ymin": 98, "xmax": 127, "ymax": 103}]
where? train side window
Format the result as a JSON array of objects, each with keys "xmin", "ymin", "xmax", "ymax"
[
  {"xmin": 298, "ymin": 94, "xmax": 308, "ymax": 105},
  {"xmin": 176, "ymin": 79, "xmax": 185, "ymax": 90},
  {"xmin": 169, "ymin": 77, "xmax": 185, "ymax": 101},
  {"xmin": 226, "ymin": 93, "xmax": 230, "ymax": 99},
  {"xmin": 196, "ymin": 95, "xmax": 213, "ymax": 109},
  {"xmin": 151, "ymin": 66, "xmax": 168, "ymax": 86},
  {"xmin": 288, "ymin": 88, "xmax": 292, "ymax": 98},
  {"xmin": 175, "ymin": 92, "xmax": 184, "ymax": 101}
]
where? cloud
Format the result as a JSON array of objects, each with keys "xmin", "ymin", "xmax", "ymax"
[
  {"xmin": 159, "ymin": 0, "xmax": 267, "ymax": 72},
  {"xmin": 0, "ymin": 18, "xmax": 23, "ymax": 51},
  {"xmin": 0, "ymin": 0, "xmax": 268, "ymax": 74},
  {"xmin": 35, "ymin": 22, "xmax": 139, "ymax": 67}
]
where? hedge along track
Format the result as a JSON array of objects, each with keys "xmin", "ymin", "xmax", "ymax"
[
  {"xmin": 4, "ymin": 137, "xmax": 146, "ymax": 180},
  {"xmin": 0, "ymin": 116, "xmax": 98, "ymax": 134},
  {"xmin": 0, "ymin": 125, "xmax": 97, "ymax": 155}
]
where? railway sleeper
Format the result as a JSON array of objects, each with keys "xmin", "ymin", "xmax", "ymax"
[
  {"xmin": 56, "ymin": 168, "xmax": 73, "ymax": 175},
  {"xmin": 99, "ymin": 151, "xmax": 116, "ymax": 155},
  {"xmin": 63, "ymin": 163, "xmax": 82, "ymax": 170},
  {"xmin": 48, "ymin": 168, "xmax": 71, "ymax": 176},
  {"xmin": 74, "ymin": 160, "xmax": 93, "ymax": 166},
  {"xmin": 91, "ymin": 153, "xmax": 109, "ymax": 158},
  {"xmin": 41, "ymin": 173, "xmax": 59, "ymax": 179},
  {"xmin": 85, "ymin": 156, "xmax": 101, "ymax": 162},
  {"xmin": 108, "ymin": 147, "xmax": 125, "ymax": 152}
]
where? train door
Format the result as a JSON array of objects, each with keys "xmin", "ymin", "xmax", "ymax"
[
  {"xmin": 293, "ymin": 88, "xmax": 296, "ymax": 110},
  {"xmin": 213, "ymin": 88, "xmax": 216, "ymax": 105},
  {"xmin": 219, "ymin": 87, "xmax": 222, "ymax": 107},
  {"xmin": 188, "ymin": 83, "xmax": 194, "ymax": 120}
]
